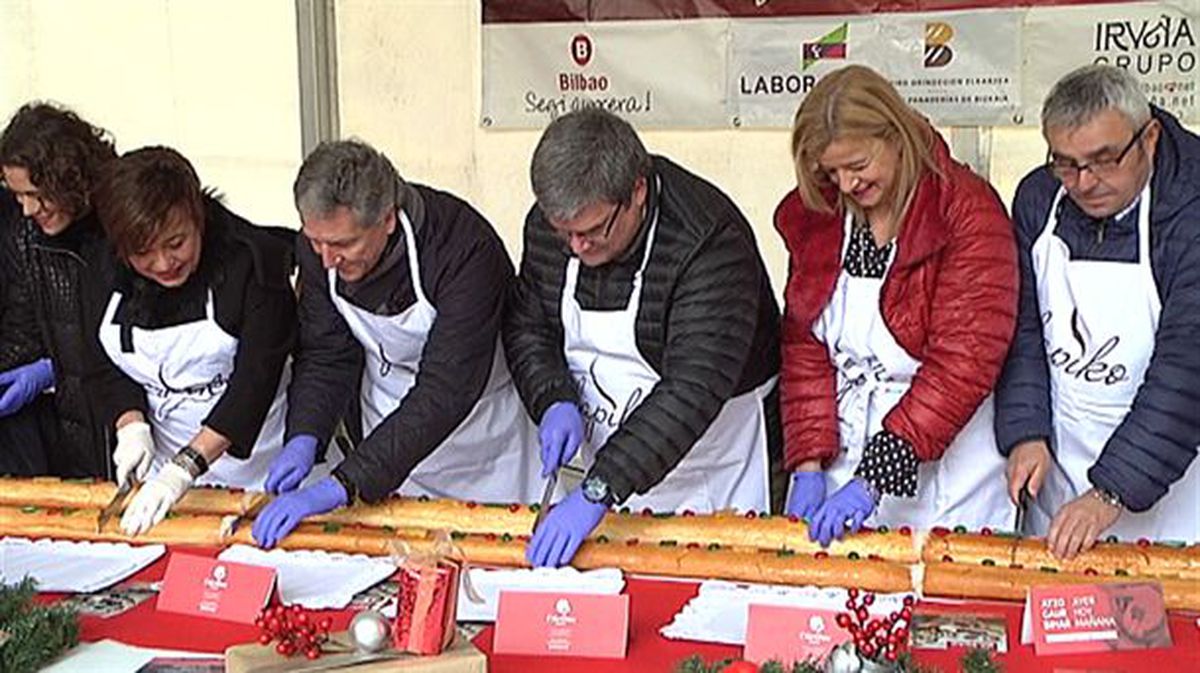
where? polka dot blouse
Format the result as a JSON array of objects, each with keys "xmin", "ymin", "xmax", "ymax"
[{"xmin": 843, "ymin": 221, "xmax": 918, "ymax": 498}]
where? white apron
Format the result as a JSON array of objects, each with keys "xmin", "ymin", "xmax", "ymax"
[
  {"xmin": 97, "ymin": 290, "xmax": 300, "ymax": 489},
  {"xmin": 1030, "ymin": 185, "xmax": 1200, "ymax": 542},
  {"xmin": 811, "ymin": 212, "xmax": 1014, "ymax": 531},
  {"xmin": 560, "ymin": 203, "xmax": 773, "ymax": 514},
  {"xmin": 329, "ymin": 210, "xmax": 540, "ymax": 503}
]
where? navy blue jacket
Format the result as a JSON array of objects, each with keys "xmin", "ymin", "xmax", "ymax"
[{"xmin": 994, "ymin": 107, "xmax": 1200, "ymax": 512}]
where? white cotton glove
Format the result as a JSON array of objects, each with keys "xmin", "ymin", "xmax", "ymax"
[
  {"xmin": 120, "ymin": 462, "xmax": 194, "ymax": 536},
  {"xmin": 113, "ymin": 421, "xmax": 156, "ymax": 489}
]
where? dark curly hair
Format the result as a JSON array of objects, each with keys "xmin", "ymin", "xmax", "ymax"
[{"xmin": 0, "ymin": 102, "xmax": 116, "ymax": 219}]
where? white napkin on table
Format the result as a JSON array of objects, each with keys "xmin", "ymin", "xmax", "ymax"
[
  {"xmin": 456, "ymin": 566, "xmax": 625, "ymax": 622},
  {"xmin": 0, "ymin": 537, "xmax": 165, "ymax": 593},
  {"xmin": 217, "ymin": 544, "xmax": 395, "ymax": 609},
  {"xmin": 660, "ymin": 579, "xmax": 914, "ymax": 645}
]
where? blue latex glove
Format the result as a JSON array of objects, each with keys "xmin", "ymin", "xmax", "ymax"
[
  {"xmin": 809, "ymin": 478, "xmax": 878, "ymax": 548},
  {"xmin": 785, "ymin": 471, "xmax": 827, "ymax": 520},
  {"xmin": 0, "ymin": 358, "xmax": 54, "ymax": 418},
  {"xmin": 538, "ymin": 401, "xmax": 584, "ymax": 477},
  {"xmin": 252, "ymin": 476, "xmax": 348, "ymax": 549},
  {"xmin": 526, "ymin": 487, "xmax": 607, "ymax": 567},
  {"xmin": 263, "ymin": 435, "xmax": 320, "ymax": 494}
]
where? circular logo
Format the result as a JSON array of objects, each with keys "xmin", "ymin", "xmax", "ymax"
[
  {"xmin": 571, "ymin": 34, "xmax": 593, "ymax": 67},
  {"xmin": 809, "ymin": 615, "xmax": 825, "ymax": 633},
  {"xmin": 555, "ymin": 598, "xmax": 572, "ymax": 615}
]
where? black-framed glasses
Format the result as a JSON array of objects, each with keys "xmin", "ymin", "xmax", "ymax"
[
  {"xmin": 1047, "ymin": 121, "xmax": 1150, "ymax": 183},
  {"xmin": 554, "ymin": 202, "xmax": 623, "ymax": 245}
]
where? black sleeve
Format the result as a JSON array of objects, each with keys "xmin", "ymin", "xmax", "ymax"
[
  {"xmin": 1090, "ymin": 227, "xmax": 1200, "ymax": 512},
  {"xmin": 337, "ymin": 210, "xmax": 514, "ymax": 502},
  {"xmin": 588, "ymin": 221, "xmax": 763, "ymax": 503},
  {"xmin": 286, "ymin": 238, "xmax": 363, "ymax": 447},
  {"xmin": 993, "ymin": 174, "xmax": 1054, "ymax": 456},
  {"xmin": 502, "ymin": 208, "xmax": 578, "ymax": 422},
  {"xmin": 82, "ymin": 252, "xmax": 148, "ymax": 428},
  {"xmin": 203, "ymin": 266, "xmax": 297, "ymax": 458},
  {"xmin": 0, "ymin": 213, "xmax": 44, "ymax": 371}
]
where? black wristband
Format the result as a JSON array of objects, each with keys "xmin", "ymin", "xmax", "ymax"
[
  {"xmin": 331, "ymin": 469, "xmax": 359, "ymax": 504},
  {"xmin": 173, "ymin": 446, "xmax": 209, "ymax": 479}
]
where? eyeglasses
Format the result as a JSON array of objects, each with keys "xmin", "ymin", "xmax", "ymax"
[
  {"xmin": 554, "ymin": 202, "xmax": 623, "ymax": 246},
  {"xmin": 1047, "ymin": 121, "xmax": 1150, "ymax": 183}
]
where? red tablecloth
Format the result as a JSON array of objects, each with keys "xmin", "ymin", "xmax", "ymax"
[{"xmin": 56, "ymin": 546, "xmax": 1200, "ymax": 672}]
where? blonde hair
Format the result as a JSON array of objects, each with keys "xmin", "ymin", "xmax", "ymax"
[{"xmin": 790, "ymin": 65, "xmax": 937, "ymax": 218}]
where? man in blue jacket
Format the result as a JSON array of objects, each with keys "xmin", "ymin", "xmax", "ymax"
[{"xmin": 995, "ymin": 64, "xmax": 1200, "ymax": 559}]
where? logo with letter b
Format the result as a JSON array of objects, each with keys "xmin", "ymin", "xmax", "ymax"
[
  {"xmin": 924, "ymin": 22, "xmax": 954, "ymax": 68},
  {"xmin": 571, "ymin": 34, "xmax": 593, "ymax": 67}
]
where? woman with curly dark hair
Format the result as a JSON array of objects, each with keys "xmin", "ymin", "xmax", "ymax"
[{"xmin": 0, "ymin": 102, "xmax": 118, "ymax": 477}]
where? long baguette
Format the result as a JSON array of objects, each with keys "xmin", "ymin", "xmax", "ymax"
[
  {"xmin": 0, "ymin": 479, "xmax": 919, "ymax": 562},
  {"xmin": 922, "ymin": 530, "xmax": 1199, "ymax": 580},
  {"xmin": 923, "ymin": 561, "xmax": 1200, "ymax": 612},
  {"xmin": 0, "ymin": 505, "xmax": 911, "ymax": 593},
  {"xmin": 2, "ymin": 479, "xmax": 1193, "ymax": 592}
]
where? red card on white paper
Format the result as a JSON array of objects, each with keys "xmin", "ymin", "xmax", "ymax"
[
  {"xmin": 744, "ymin": 605, "xmax": 851, "ymax": 666},
  {"xmin": 1027, "ymin": 582, "xmax": 1171, "ymax": 655},
  {"xmin": 156, "ymin": 553, "xmax": 275, "ymax": 624},
  {"xmin": 493, "ymin": 591, "xmax": 629, "ymax": 658}
]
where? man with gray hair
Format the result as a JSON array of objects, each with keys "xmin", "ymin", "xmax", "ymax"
[
  {"xmin": 507, "ymin": 108, "xmax": 781, "ymax": 568},
  {"xmin": 252, "ymin": 139, "xmax": 540, "ymax": 548},
  {"xmin": 995, "ymin": 64, "xmax": 1200, "ymax": 558}
]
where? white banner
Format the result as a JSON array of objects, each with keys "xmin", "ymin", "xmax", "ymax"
[
  {"xmin": 481, "ymin": 20, "xmax": 728, "ymax": 128},
  {"xmin": 728, "ymin": 17, "xmax": 877, "ymax": 127},
  {"xmin": 481, "ymin": 2, "xmax": 1198, "ymax": 128},
  {"xmin": 874, "ymin": 11, "xmax": 1023, "ymax": 126},
  {"xmin": 729, "ymin": 10, "xmax": 1022, "ymax": 127},
  {"xmin": 1023, "ymin": 1, "xmax": 1199, "ymax": 124}
]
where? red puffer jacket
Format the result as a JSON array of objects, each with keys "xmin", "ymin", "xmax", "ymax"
[{"xmin": 774, "ymin": 131, "xmax": 1017, "ymax": 468}]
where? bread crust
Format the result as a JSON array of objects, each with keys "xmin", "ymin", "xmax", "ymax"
[
  {"xmin": 1, "ymin": 478, "xmax": 1194, "ymax": 610},
  {"xmin": 0, "ymin": 505, "xmax": 911, "ymax": 593},
  {"xmin": 923, "ymin": 561, "xmax": 1200, "ymax": 611}
]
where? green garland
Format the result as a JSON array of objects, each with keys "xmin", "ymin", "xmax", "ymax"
[
  {"xmin": 675, "ymin": 648, "xmax": 1001, "ymax": 673},
  {"xmin": 0, "ymin": 578, "xmax": 79, "ymax": 673}
]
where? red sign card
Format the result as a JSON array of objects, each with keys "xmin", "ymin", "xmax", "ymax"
[
  {"xmin": 1028, "ymin": 582, "xmax": 1172, "ymax": 655},
  {"xmin": 493, "ymin": 591, "xmax": 630, "ymax": 658},
  {"xmin": 156, "ymin": 553, "xmax": 275, "ymax": 625},
  {"xmin": 744, "ymin": 605, "xmax": 851, "ymax": 666}
]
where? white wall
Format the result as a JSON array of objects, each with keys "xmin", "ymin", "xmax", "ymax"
[
  {"xmin": 3, "ymin": 0, "xmax": 1194, "ymax": 293},
  {"xmin": 0, "ymin": 0, "xmax": 302, "ymax": 228}
]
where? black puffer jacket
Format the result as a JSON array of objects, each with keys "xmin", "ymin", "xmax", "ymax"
[
  {"xmin": 995, "ymin": 106, "xmax": 1200, "ymax": 511},
  {"xmin": 504, "ymin": 156, "xmax": 781, "ymax": 505}
]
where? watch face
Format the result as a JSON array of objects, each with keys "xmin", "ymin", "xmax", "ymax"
[{"xmin": 583, "ymin": 476, "xmax": 608, "ymax": 503}]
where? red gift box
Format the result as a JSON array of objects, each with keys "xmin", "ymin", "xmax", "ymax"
[{"xmin": 393, "ymin": 556, "xmax": 461, "ymax": 655}]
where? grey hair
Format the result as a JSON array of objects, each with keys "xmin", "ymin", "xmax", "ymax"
[
  {"xmin": 293, "ymin": 139, "xmax": 404, "ymax": 228},
  {"xmin": 1042, "ymin": 64, "xmax": 1151, "ymax": 132},
  {"xmin": 530, "ymin": 108, "xmax": 652, "ymax": 222}
]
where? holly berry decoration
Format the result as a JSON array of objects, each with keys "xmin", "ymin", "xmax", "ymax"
[
  {"xmin": 254, "ymin": 604, "xmax": 335, "ymax": 660},
  {"xmin": 836, "ymin": 591, "xmax": 914, "ymax": 665}
]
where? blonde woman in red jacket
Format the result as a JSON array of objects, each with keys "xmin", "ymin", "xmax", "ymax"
[{"xmin": 776, "ymin": 65, "xmax": 1018, "ymax": 546}]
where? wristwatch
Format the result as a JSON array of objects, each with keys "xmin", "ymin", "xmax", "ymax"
[
  {"xmin": 581, "ymin": 475, "xmax": 615, "ymax": 506},
  {"xmin": 1089, "ymin": 486, "xmax": 1124, "ymax": 510},
  {"xmin": 171, "ymin": 446, "xmax": 209, "ymax": 479}
]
